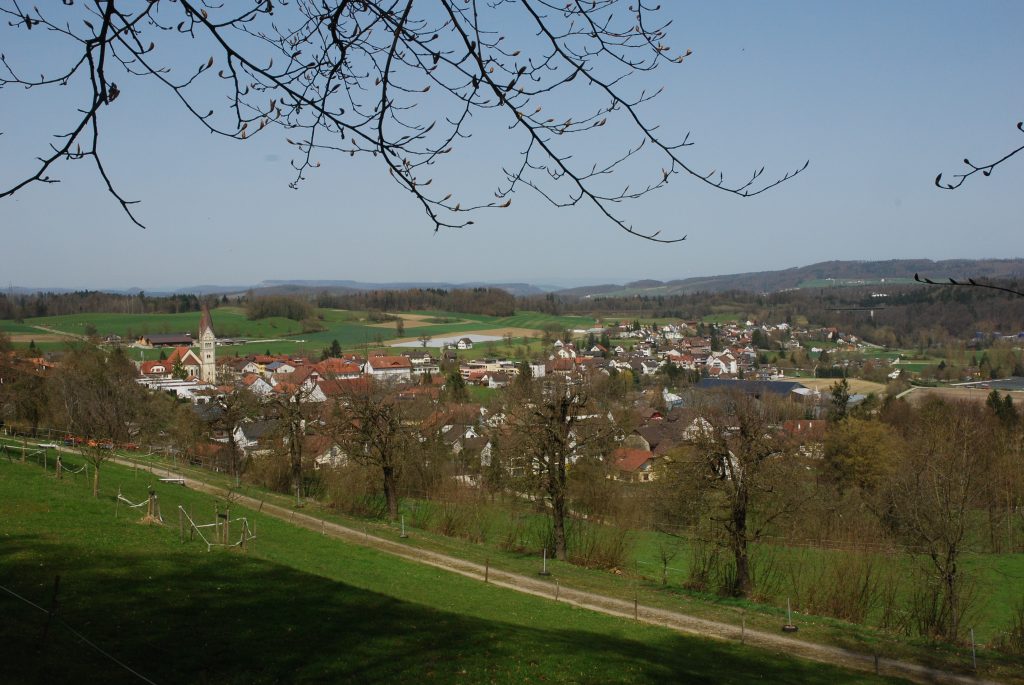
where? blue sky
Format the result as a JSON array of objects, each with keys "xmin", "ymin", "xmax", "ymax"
[{"xmin": 1, "ymin": 1, "xmax": 1022, "ymax": 290}]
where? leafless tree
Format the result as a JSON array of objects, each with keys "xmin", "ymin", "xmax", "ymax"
[
  {"xmin": 500, "ymin": 374, "xmax": 615, "ymax": 560},
  {"xmin": 332, "ymin": 378, "xmax": 421, "ymax": 520},
  {"xmin": 45, "ymin": 345, "xmax": 146, "ymax": 496},
  {"xmin": 681, "ymin": 391, "xmax": 808, "ymax": 597},
  {"xmin": 875, "ymin": 399, "xmax": 997, "ymax": 640},
  {"xmin": 265, "ymin": 378, "xmax": 325, "ymax": 505},
  {"xmin": 0, "ymin": 1, "xmax": 805, "ymax": 240}
]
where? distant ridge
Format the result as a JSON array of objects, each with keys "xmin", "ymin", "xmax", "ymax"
[
  {"xmin": 554, "ymin": 259, "xmax": 1024, "ymax": 297},
  {"xmin": 6, "ymin": 259, "xmax": 1022, "ymax": 298}
]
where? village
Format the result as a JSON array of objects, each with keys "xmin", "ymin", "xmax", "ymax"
[{"xmin": 115, "ymin": 307, "xmax": 874, "ymax": 485}]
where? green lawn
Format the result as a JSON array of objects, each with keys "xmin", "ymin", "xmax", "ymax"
[{"xmin": 0, "ymin": 455, "xmax": 904, "ymax": 685}]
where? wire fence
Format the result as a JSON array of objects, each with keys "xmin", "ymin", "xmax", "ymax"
[
  {"xmin": 0, "ymin": 581, "xmax": 159, "ymax": 685},
  {"xmin": 3, "ymin": 425, "xmax": 1014, "ymax": 677}
]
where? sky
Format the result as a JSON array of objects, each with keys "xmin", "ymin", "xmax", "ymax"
[{"xmin": 1, "ymin": 1, "xmax": 1023, "ymax": 290}]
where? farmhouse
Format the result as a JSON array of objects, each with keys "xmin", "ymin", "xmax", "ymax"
[
  {"xmin": 611, "ymin": 448, "xmax": 659, "ymax": 483},
  {"xmin": 136, "ymin": 333, "xmax": 194, "ymax": 347}
]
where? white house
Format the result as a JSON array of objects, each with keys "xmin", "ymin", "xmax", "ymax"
[{"xmin": 365, "ymin": 355, "xmax": 413, "ymax": 382}]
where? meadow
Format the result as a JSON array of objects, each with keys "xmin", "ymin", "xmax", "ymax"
[
  {"xmin": 0, "ymin": 452, "xmax": 904, "ymax": 685},
  {"xmin": 1, "ymin": 307, "xmax": 597, "ymax": 359}
]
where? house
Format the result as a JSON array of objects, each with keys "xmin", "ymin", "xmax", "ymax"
[
  {"xmin": 139, "ymin": 360, "xmax": 173, "ymax": 379},
  {"xmin": 484, "ymin": 371, "xmax": 511, "ymax": 389},
  {"xmin": 265, "ymin": 360, "xmax": 297, "ymax": 375},
  {"xmin": 273, "ymin": 378, "xmax": 327, "ymax": 403},
  {"xmin": 241, "ymin": 373, "xmax": 274, "ymax": 396},
  {"xmin": 456, "ymin": 337, "xmax": 474, "ymax": 350},
  {"xmin": 365, "ymin": 355, "xmax": 413, "ymax": 382},
  {"xmin": 612, "ymin": 448, "xmax": 659, "ymax": 483},
  {"xmin": 135, "ymin": 376, "xmax": 217, "ymax": 402},
  {"xmin": 315, "ymin": 358, "xmax": 362, "ymax": 379},
  {"xmin": 232, "ymin": 419, "xmax": 279, "ymax": 457},
  {"xmin": 555, "ymin": 345, "xmax": 577, "ymax": 360}
]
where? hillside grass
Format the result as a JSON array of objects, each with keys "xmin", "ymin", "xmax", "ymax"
[
  {"xmin": 8, "ymin": 439, "xmax": 1022, "ymax": 682},
  {"xmin": 0, "ymin": 454, "xmax": 904, "ymax": 685}
]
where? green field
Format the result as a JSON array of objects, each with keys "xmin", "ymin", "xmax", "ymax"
[
  {"xmin": 3, "ymin": 308, "xmax": 599, "ymax": 358},
  {"xmin": 0, "ymin": 454, "xmax": 903, "ymax": 684},
  {"xmin": 28, "ymin": 307, "xmax": 305, "ymax": 339},
  {"xmin": 797, "ymin": 278, "xmax": 916, "ymax": 289}
]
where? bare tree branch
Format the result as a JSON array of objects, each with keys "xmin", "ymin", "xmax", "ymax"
[
  {"xmin": 935, "ymin": 120, "xmax": 1024, "ymax": 190},
  {"xmin": 0, "ymin": 1, "xmax": 806, "ymax": 241},
  {"xmin": 913, "ymin": 273, "xmax": 1024, "ymax": 298}
]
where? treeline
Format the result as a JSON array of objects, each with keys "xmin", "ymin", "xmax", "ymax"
[
  {"xmin": 245, "ymin": 295, "xmax": 315, "ymax": 321},
  {"xmin": 546, "ymin": 282, "xmax": 1024, "ymax": 348},
  {"xmin": 0, "ymin": 291, "xmax": 220, "ymax": 320},
  {"xmin": 314, "ymin": 287, "xmax": 516, "ymax": 317}
]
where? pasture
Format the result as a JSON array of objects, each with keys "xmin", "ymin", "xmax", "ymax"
[{"xmin": 0, "ymin": 454, "xmax": 902, "ymax": 685}]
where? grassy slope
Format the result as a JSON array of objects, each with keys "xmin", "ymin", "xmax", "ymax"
[{"xmin": 0, "ymin": 456, "xmax": 900, "ymax": 685}]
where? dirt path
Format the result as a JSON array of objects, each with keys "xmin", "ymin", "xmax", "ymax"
[
  {"xmin": 28, "ymin": 325, "xmax": 86, "ymax": 341},
  {"xmin": 108, "ymin": 454, "xmax": 999, "ymax": 685}
]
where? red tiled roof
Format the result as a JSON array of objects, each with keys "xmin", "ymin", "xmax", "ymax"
[
  {"xmin": 612, "ymin": 448, "xmax": 654, "ymax": 473},
  {"xmin": 367, "ymin": 356, "xmax": 412, "ymax": 369},
  {"xmin": 140, "ymin": 360, "xmax": 169, "ymax": 375}
]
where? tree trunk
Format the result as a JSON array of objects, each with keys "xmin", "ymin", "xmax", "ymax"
[
  {"xmin": 731, "ymin": 495, "xmax": 751, "ymax": 597},
  {"xmin": 383, "ymin": 465, "xmax": 398, "ymax": 521},
  {"xmin": 289, "ymin": 421, "xmax": 303, "ymax": 505},
  {"xmin": 552, "ymin": 489, "xmax": 567, "ymax": 561},
  {"xmin": 550, "ymin": 458, "xmax": 568, "ymax": 561},
  {"xmin": 92, "ymin": 462, "xmax": 100, "ymax": 498}
]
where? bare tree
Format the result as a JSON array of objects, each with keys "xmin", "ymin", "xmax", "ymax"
[
  {"xmin": 45, "ymin": 345, "xmax": 146, "ymax": 496},
  {"xmin": 266, "ymin": 378, "xmax": 325, "ymax": 505},
  {"xmin": 212, "ymin": 387, "xmax": 259, "ymax": 486},
  {"xmin": 500, "ymin": 374, "xmax": 614, "ymax": 560},
  {"xmin": 333, "ymin": 378, "xmax": 419, "ymax": 520},
  {"xmin": 875, "ymin": 399, "xmax": 997, "ymax": 640},
  {"xmin": 681, "ymin": 391, "xmax": 808, "ymax": 597},
  {"xmin": 0, "ymin": 1, "xmax": 805, "ymax": 240}
]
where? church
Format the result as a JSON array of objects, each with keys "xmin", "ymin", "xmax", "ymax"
[{"xmin": 198, "ymin": 305, "xmax": 216, "ymax": 383}]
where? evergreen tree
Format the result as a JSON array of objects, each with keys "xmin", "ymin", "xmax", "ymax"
[
  {"xmin": 445, "ymin": 369, "xmax": 469, "ymax": 403},
  {"xmin": 829, "ymin": 377, "xmax": 850, "ymax": 422}
]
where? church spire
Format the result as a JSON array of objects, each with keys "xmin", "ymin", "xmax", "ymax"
[{"xmin": 199, "ymin": 304, "xmax": 214, "ymax": 337}]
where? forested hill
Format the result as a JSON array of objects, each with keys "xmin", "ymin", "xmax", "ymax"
[{"xmin": 556, "ymin": 259, "xmax": 1024, "ymax": 297}]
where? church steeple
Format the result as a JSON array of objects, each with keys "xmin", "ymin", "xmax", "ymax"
[
  {"xmin": 198, "ymin": 305, "xmax": 216, "ymax": 383},
  {"xmin": 199, "ymin": 305, "xmax": 215, "ymax": 338}
]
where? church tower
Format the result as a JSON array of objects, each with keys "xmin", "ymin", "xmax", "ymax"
[{"xmin": 198, "ymin": 305, "xmax": 217, "ymax": 383}]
